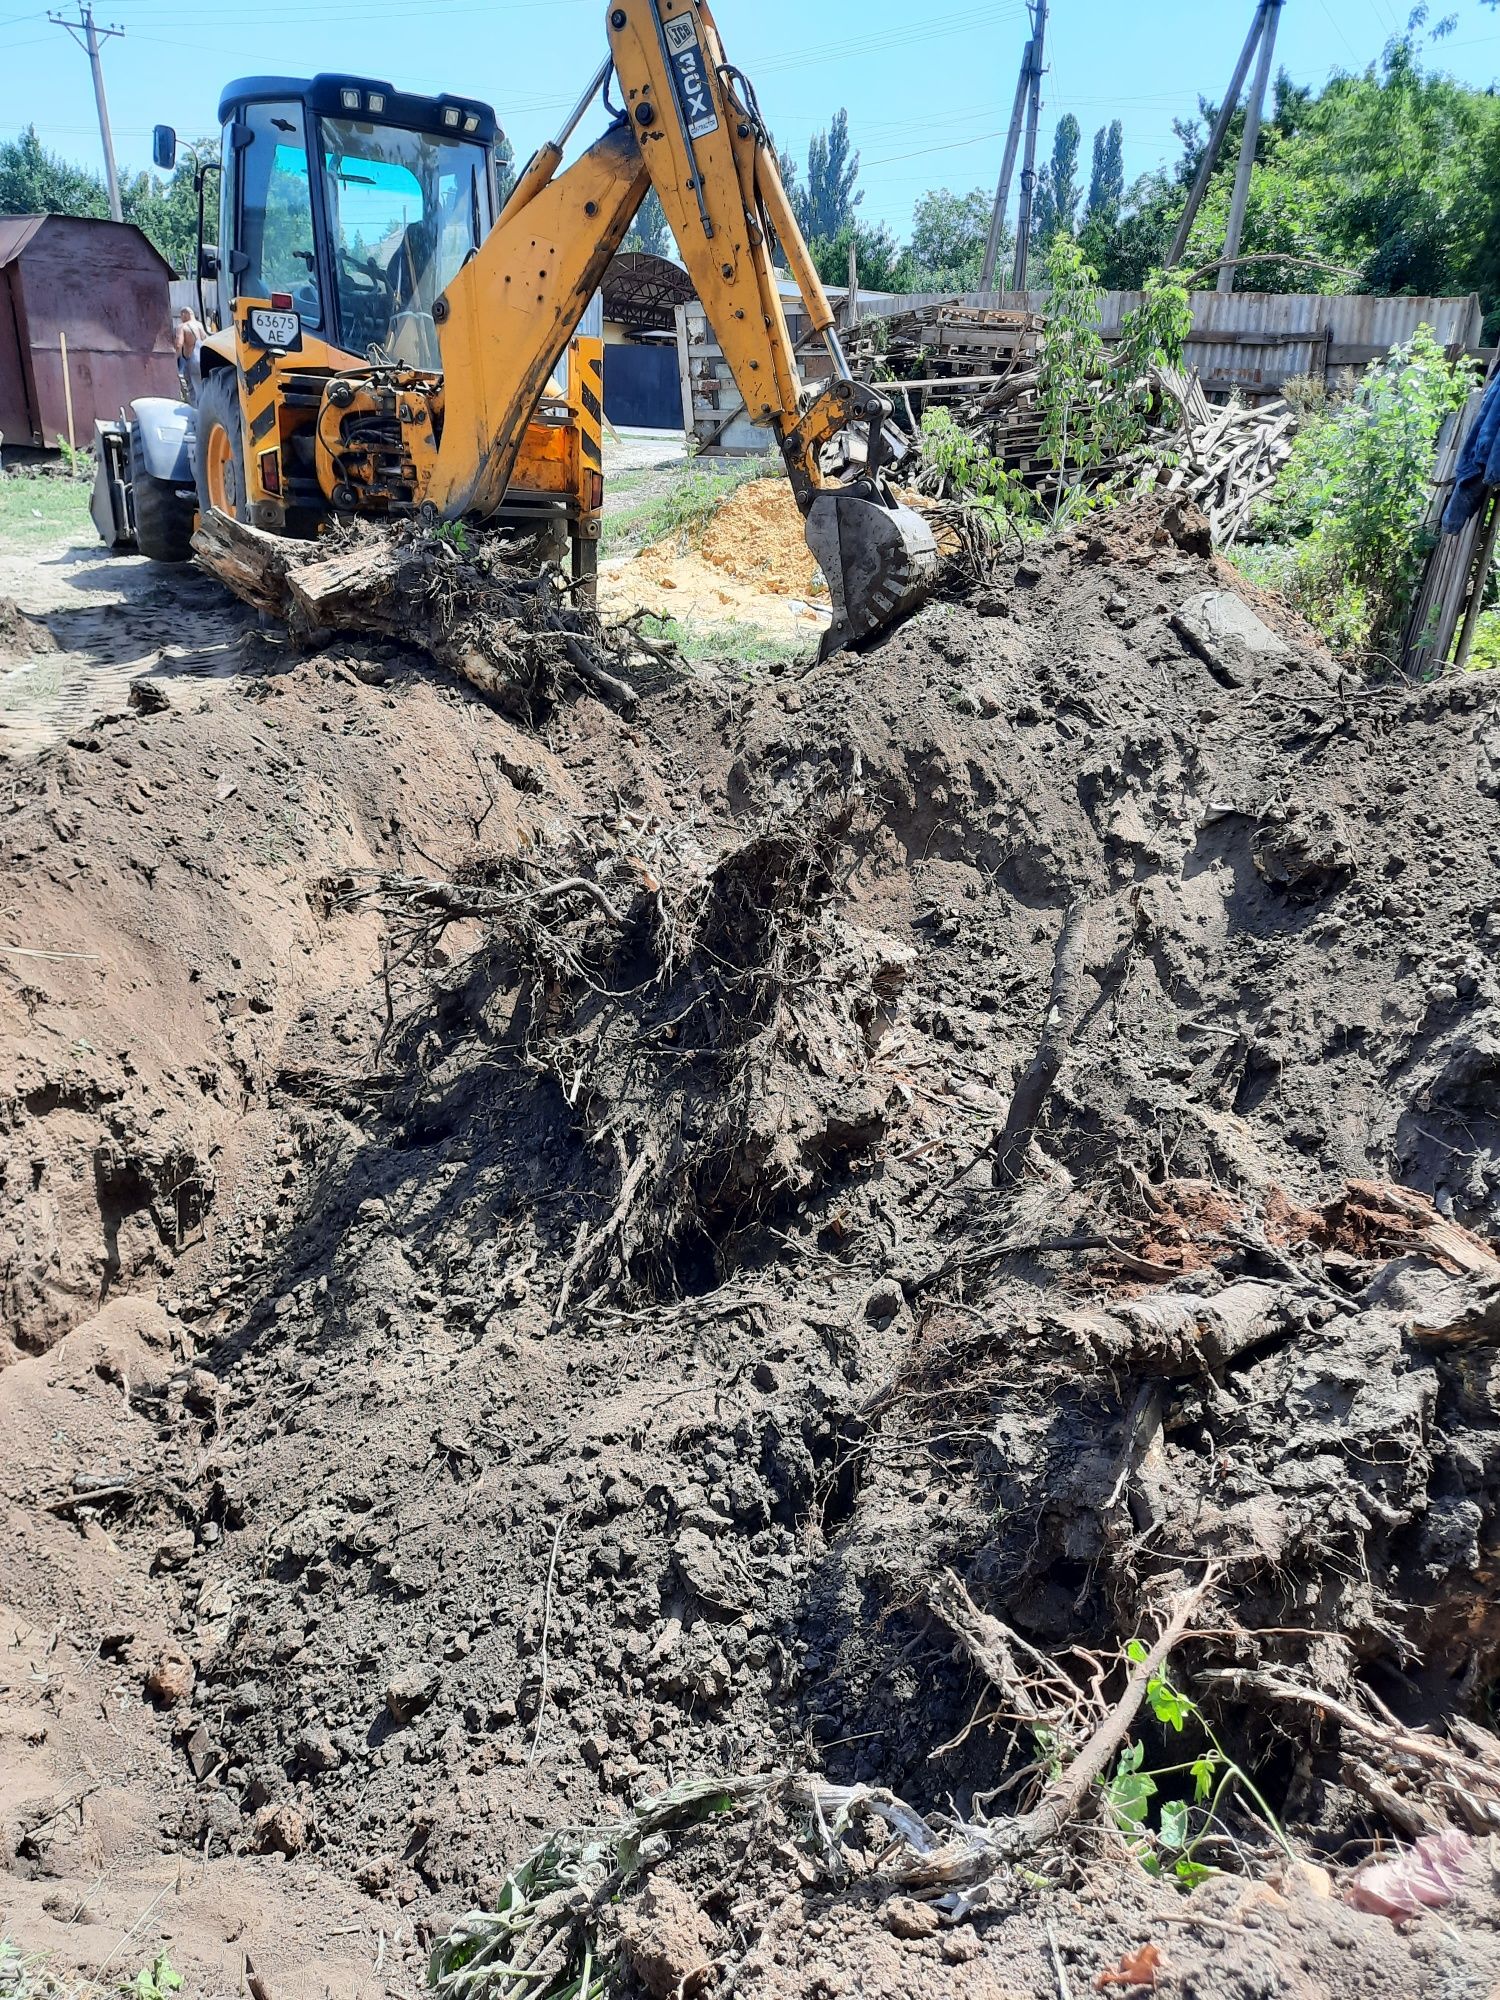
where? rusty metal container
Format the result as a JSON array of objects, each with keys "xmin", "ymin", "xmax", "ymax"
[{"xmin": 0, "ymin": 215, "xmax": 180, "ymax": 453}]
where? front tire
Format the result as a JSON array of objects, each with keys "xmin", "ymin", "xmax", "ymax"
[
  {"xmin": 128, "ymin": 420, "xmax": 194, "ymax": 562},
  {"xmin": 193, "ymin": 369, "xmax": 247, "ymax": 523}
]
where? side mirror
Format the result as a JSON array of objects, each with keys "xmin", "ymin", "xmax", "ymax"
[
  {"xmin": 152, "ymin": 124, "xmax": 177, "ymax": 171},
  {"xmin": 198, "ymin": 243, "xmax": 220, "ymax": 279}
]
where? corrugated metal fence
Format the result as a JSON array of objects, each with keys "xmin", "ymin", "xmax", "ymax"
[{"xmin": 678, "ymin": 288, "xmax": 1485, "ymax": 455}]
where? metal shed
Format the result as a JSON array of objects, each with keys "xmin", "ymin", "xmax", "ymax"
[{"xmin": 0, "ymin": 215, "xmax": 179, "ymax": 453}]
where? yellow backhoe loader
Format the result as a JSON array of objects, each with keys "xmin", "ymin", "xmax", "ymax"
[{"xmin": 92, "ymin": 1, "xmax": 936, "ymax": 655}]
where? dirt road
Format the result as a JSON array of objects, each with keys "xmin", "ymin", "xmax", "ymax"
[{"xmin": 0, "ymin": 443, "xmax": 818, "ymax": 760}]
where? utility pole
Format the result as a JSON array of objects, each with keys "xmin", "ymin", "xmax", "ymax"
[
  {"xmin": 1010, "ymin": 0, "xmax": 1048, "ymax": 293},
  {"xmin": 48, "ymin": 4, "xmax": 125, "ymax": 223},
  {"xmin": 979, "ymin": 38, "xmax": 1033, "ymax": 290},
  {"xmin": 1218, "ymin": 0, "xmax": 1283, "ymax": 293},
  {"xmin": 1165, "ymin": 0, "xmax": 1286, "ymax": 285}
]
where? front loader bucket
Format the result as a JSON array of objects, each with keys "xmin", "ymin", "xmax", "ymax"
[{"xmin": 805, "ymin": 490, "xmax": 939, "ymax": 660}]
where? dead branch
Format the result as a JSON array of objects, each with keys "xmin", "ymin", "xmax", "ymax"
[
  {"xmin": 926, "ymin": 1570, "xmax": 1084, "ymax": 1736},
  {"xmin": 992, "ymin": 899, "xmax": 1097, "ymax": 1188},
  {"xmin": 553, "ymin": 1147, "xmax": 651, "ymax": 1326},
  {"xmin": 1203, "ymin": 1670, "xmax": 1500, "ymax": 1836},
  {"xmin": 330, "ymin": 870, "xmax": 626, "ymax": 930},
  {"xmin": 1004, "ymin": 1571, "xmax": 1216, "ymax": 1854},
  {"xmin": 885, "ymin": 1573, "xmax": 1217, "ymax": 1892}
]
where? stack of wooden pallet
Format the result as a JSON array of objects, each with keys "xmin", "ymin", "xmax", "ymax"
[
  {"xmin": 852, "ymin": 302, "xmax": 1044, "ymax": 397},
  {"xmin": 864, "ymin": 309, "xmax": 1300, "ymax": 542}
]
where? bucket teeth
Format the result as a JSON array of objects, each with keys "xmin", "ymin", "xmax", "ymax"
[{"xmin": 804, "ymin": 491, "xmax": 939, "ymax": 660}]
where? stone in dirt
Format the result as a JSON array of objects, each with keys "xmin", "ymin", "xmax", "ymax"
[
  {"xmin": 1172, "ymin": 586, "xmax": 1296, "ymax": 687},
  {"xmin": 144, "ymin": 1645, "xmax": 195, "ymax": 1707},
  {"xmin": 884, "ymin": 1897, "xmax": 942, "ymax": 1940},
  {"xmin": 253, "ymin": 1802, "xmax": 309, "ymax": 1856},
  {"xmin": 616, "ymin": 1879, "xmax": 714, "ymax": 1999},
  {"xmin": 385, "ymin": 1664, "xmax": 442, "ymax": 1724}
]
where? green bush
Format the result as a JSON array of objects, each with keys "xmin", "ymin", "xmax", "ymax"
[
  {"xmin": 918, "ymin": 406, "xmax": 1037, "ymax": 532},
  {"xmin": 1249, "ymin": 327, "xmax": 1476, "ymax": 657},
  {"xmin": 1467, "ymin": 608, "xmax": 1500, "ymax": 673}
]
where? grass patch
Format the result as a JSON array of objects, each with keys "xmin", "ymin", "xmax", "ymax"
[
  {"xmin": 0, "ymin": 659, "xmax": 65, "ymax": 710},
  {"xmin": 602, "ymin": 454, "xmax": 780, "ymax": 557},
  {"xmin": 0, "ymin": 471, "xmax": 95, "ymax": 547},
  {"xmin": 0, "ymin": 1936, "xmax": 182, "ymax": 2000},
  {"xmin": 634, "ymin": 611, "xmax": 808, "ymax": 672}
]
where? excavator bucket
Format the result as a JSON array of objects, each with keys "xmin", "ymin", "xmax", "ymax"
[{"xmin": 805, "ymin": 490, "xmax": 940, "ymax": 660}]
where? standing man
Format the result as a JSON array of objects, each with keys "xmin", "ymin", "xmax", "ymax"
[{"xmin": 174, "ymin": 305, "xmax": 206, "ymax": 405}]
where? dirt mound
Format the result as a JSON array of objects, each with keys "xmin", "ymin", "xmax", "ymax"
[
  {"xmin": 695, "ymin": 478, "xmax": 827, "ymax": 597},
  {"xmin": 634, "ymin": 477, "xmax": 827, "ymax": 605},
  {"xmin": 4, "ymin": 506, "xmax": 1500, "ymax": 1996},
  {"xmin": 0, "ymin": 642, "xmax": 641, "ymax": 1358},
  {"xmin": 0, "ymin": 596, "xmax": 54, "ymax": 661}
]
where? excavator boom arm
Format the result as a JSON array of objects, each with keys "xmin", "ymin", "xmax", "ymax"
[{"xmin": 426, "ymin": 0, "xmax": 935, "ymax": 654}]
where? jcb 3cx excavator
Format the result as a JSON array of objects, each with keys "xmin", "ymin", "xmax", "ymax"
[{"xmin": 91, "ymin": 1, "xmax": 936, "ymax": 655}]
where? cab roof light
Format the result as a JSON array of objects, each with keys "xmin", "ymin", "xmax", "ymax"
[
  {"xmin": 340, "ymin": 87, "xmax": 361, "ymax": 109},
  {"xmin": 367, "ymin": 92, "xmax": 385, "ymax": 113},
  {"xmin": 463, "ymin": 113, "xmax": 480, "ymax": 132},
  {"xmin": 442, "ymin": 106, "xmax": 461, "ymax": 128}
]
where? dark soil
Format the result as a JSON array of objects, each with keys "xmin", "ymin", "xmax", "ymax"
[{"xmin": 4, "ymin": 502, "xmax": 1500, "ymax": 1997}]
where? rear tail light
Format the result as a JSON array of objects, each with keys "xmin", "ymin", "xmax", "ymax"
[
  {"xmin": 587, "ymin": 471, "xmax": 604, "ymax": 513},
  {"xmin": 259, "ymin": 449, "xmax": 281, "ymax": 495},
  {"xmin": 270, "ymin": 291, "xmax": 293, "ymax": 310}
]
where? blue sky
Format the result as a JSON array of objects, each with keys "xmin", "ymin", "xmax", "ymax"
[{"xmin": 6, "ymin": 0, "xmax": 1500, "ymax": 240}]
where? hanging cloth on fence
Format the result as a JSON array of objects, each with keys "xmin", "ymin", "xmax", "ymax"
[{"xmin": 1444, "ymin": 374, "xmax": 1500, "ymax": 534}]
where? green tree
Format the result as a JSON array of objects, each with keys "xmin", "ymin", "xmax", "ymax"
[
  {"xmin": 1086, "ymin": 120, "xmax": 1125, "ymax": 222},
  {"xmin": 125, "ymin": 143, "xmax": 218, "ymax": 276},
  {"xmin": 1032, "ymin": 113, "xmax": 1082, "ymax": 250},
  {"xmin": 1081, "ymin": 21, "xmax": 1500, "ymax": 330},
  {"xmin": 906, "ymin": 186, "xmax": 995, "ymax": 289},
  {"xmin": 1247, "ymin": 326, "xmax": 1476, "ymax": 653},
  {"xmin": 0, "ymin": 124, "xmax": 108, "ymax": 218},
  {"xmin": 624, "ymin": 189, "xmax": 672, "ymax": 259},
  {"xmin": 803, "ymin": 108, "xmax": 862, "ymax": 242},
  {"xmin": 809, "ymin": 217, "xmax": 907, "ymax": 292}
]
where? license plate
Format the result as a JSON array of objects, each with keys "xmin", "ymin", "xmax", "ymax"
[
  {"xmin": 663, "ymin": 11, "xmax": 718, "ymax": 140},
  {"xmin": 245, "ymin": 306, "xmax": 302, "ymax": 352}
]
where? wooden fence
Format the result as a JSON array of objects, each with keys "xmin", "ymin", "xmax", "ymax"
[{"xmin": 676, "ymin": 287, "xmax": 1485, "ymax": 456}]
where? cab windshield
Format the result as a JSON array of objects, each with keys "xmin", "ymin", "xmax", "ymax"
[{"xmin": 320, "ymin": 117, "xmax": 491, "ymax": 364}]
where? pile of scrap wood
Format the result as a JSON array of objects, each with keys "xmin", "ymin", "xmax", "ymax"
[
  {"xmin": 851, "ymin": 301, "xmax": 1043, "ymax": 404},
  {"xmin": 1149, "ymin": 365, "xmax": 1296, "ymax": 546},
  {"xmin": 878, "ymin": 312, "xmax": 1296, "ymax": 546}
]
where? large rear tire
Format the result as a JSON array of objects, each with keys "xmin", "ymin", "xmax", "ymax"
[
  {"xmin": 193, "ymin": 369, "xmax": 247, "ymax": 523},
  {"xmin": 128, "ymin": 419, "xmax": 194, "ymax": 563}
]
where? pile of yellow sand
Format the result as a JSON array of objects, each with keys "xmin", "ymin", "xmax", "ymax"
[
  {"xmin": 694, "ymin": 477, "xmax": 827, "ymax": 598},
  {"xmin": 606, "ymin": 473, "xmax": 831, "ymax": 641}
]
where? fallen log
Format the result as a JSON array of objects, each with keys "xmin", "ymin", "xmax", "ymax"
[{"xmin": 192, "ymin": 511, "xmax": 642, "ymax": 718}]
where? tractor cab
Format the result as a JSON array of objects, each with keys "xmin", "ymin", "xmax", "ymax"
[
  {"xmin": 210, "ymin": 75, "xmax": 504, "ymax": 366},
  {"xmin": 98, "ymin": 71, "xmax": 600, "ymax": 581}
]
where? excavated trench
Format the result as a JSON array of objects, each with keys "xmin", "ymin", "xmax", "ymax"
[{"xmin": 4, "ymin": 502, "xmax": 1500, "ymax": 1997}]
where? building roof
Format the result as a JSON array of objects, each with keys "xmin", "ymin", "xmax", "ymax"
[
  {"xmin": 0, "ymin": 216, "xmax": 47, "ymax": 267},
  {"xmin": 0, "ymin": 213, "xmax": 176, "ymax": 275},
  {"xmin": 602, "ymin": 252, "xmax": 696, "ymax": 333}
]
